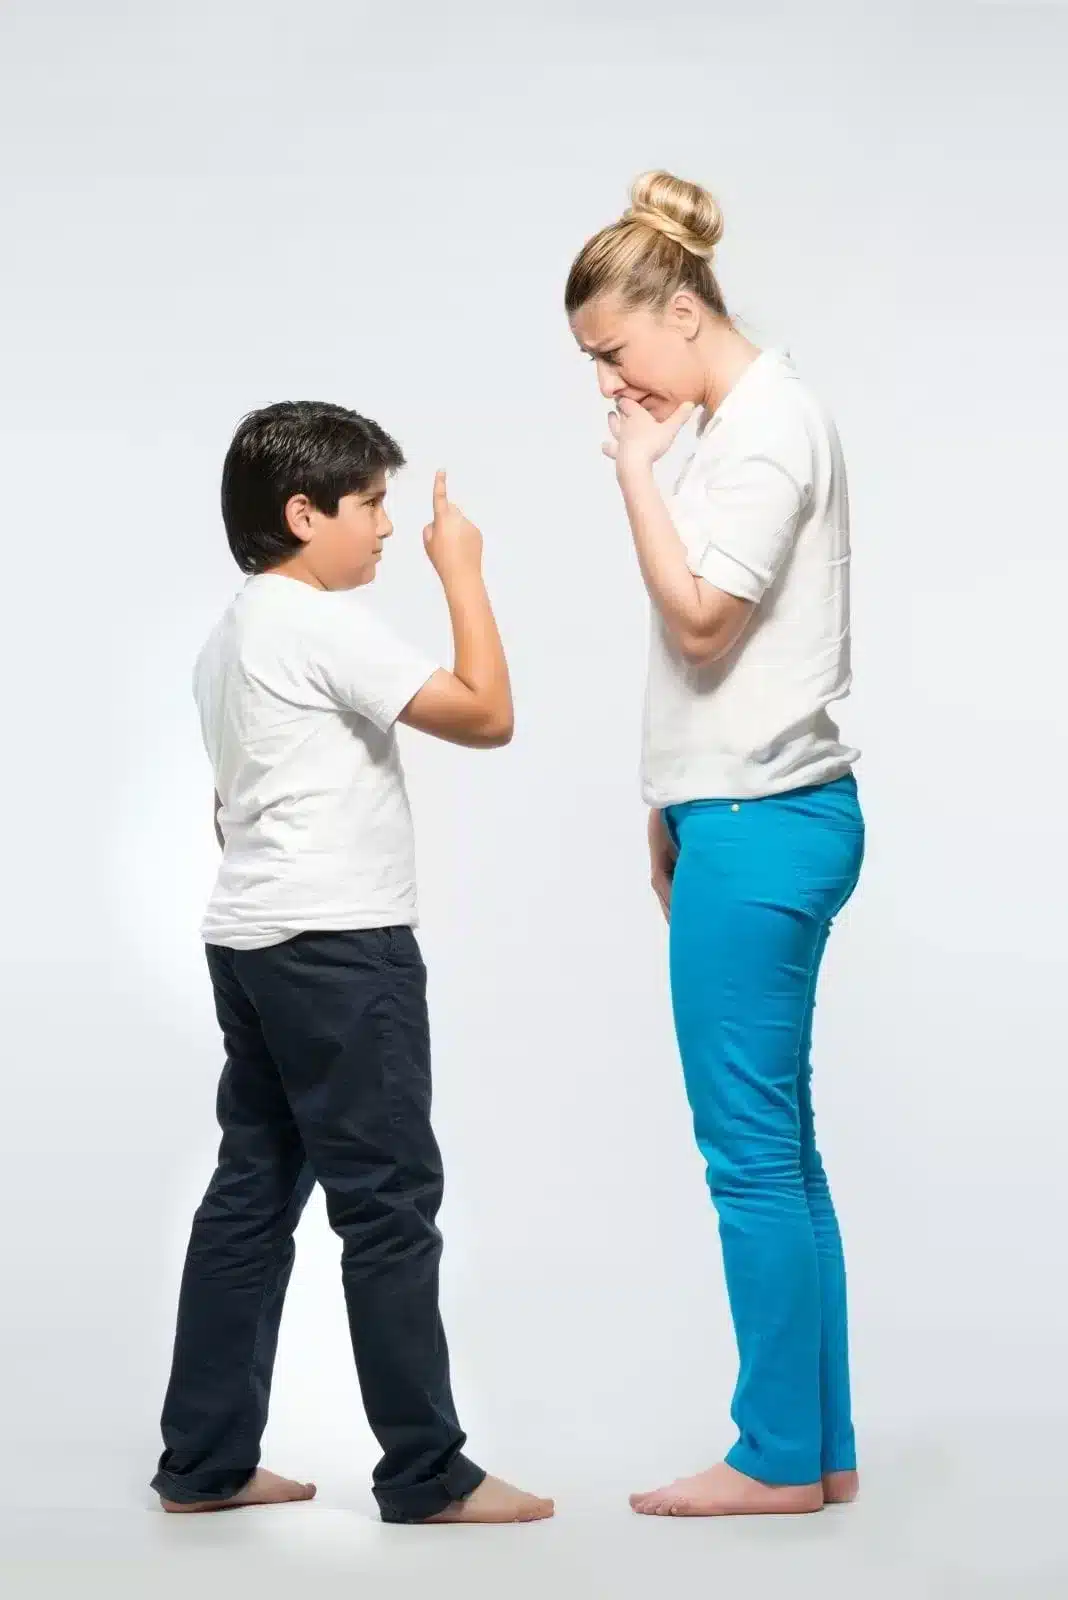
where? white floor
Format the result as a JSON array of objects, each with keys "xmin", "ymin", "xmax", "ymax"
[{"xmin": 3, "ymin": 1432, "xmax": 1065, "ymax": 1600}]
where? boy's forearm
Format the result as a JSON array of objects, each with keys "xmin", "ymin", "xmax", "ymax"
[{"xmin": 440, "ymin": 568, "xmax": 512, "ymax": 723}]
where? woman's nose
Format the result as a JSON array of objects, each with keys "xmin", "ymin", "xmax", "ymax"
[{"xmin": 597, "ymin": 364, "xmax": 624, "ymax": 399}]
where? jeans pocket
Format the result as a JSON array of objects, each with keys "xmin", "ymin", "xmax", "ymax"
[{"xmin": 381, "ymin": 925, "xmax": 425, "ymax": 971}]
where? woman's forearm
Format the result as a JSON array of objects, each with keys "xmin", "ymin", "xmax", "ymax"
[
  {"xmin": 616, "ymin": 456, "xmax": 749, "ymax": 663},
  {"xmin": 616, "ymin": 457, "xmax": 703, "ymax": 633}
]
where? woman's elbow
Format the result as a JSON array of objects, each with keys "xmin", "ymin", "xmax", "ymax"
[
  {"xmin": 676, "ymin": 627, "xmax": 723, "ymax": 668},
  {"xmin": 674, "ymin": 599, "xmax": 753, "ymax": 667}
]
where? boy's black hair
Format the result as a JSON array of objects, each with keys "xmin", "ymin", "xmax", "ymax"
[{"xmin": 221, "ymin": 401, "xmax": 405, "ymax": 574}]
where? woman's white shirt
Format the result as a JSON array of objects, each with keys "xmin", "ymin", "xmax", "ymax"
[{"xmin": 642, "ymin": 348, "xmax": 859, "ymax": 806}]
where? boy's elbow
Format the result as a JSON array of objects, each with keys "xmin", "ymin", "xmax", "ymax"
[{"xmin": 476, "ymin": 709, "xmax": 514, "ymax": 748}]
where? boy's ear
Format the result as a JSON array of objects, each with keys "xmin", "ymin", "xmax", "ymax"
[{"xmin": 283, "ymin": 494, "xmax": 316, "ymax": 543}]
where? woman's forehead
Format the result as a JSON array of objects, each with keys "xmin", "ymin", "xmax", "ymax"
[{"xmin": 571, "ymin": 294, "xmax": 632, "ymax": 349}]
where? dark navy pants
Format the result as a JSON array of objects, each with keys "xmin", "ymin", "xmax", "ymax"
[{"xmin": 150, "ymin": 927, "xmax": 484, "ymax": 1522}]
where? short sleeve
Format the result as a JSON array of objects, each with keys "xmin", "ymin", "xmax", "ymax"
[
  {"xmin": 674, "ymin": 451, "xmax": 808, "ymax": 603},
  {"xmin": 311, "ymin": 597, "xmax": 438, "ymax": 732}
]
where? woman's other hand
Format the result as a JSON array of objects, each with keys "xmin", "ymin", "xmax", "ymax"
[
  {"xmin": 648, "ymin": 807, "xmax": 678, "ymax": 923},
  {"xmin": 604, "ymin": 396, "xmax": 696, "ymax": 468}
]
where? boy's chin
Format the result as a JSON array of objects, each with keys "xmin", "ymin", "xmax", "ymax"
[{"xmin": 334, "ymin": 568, "xmax": 377, "ymax": 590}]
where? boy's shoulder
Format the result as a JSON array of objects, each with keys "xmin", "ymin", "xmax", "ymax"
[
  {"xmin": 195, "ymin": 579, "xmax": 390, "ymax": 684},
  {"xmin": 210, "ymin": 575, "xmax": 332, "ymax": 650}
]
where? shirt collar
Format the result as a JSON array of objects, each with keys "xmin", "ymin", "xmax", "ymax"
[{"xmin": 696, "ymin": 347, "xmax": 791, "ymax": 437}]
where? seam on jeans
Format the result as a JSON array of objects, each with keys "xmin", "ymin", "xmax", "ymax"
[
  {"xmin": 372, "ymin": 948, "xmax": 431, "ymax": 1135},
  {"xmin": 239, "ymin": 1224, "xmax": 297, "ymax": 1458}
]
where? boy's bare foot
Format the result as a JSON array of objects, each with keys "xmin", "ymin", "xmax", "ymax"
[
  {"xmin": 822, "ymin": 1469, "xmax": 859, "ymax": 1504},
  {"xmin": 423, "ymin": 1474, "xmax": 555, "ymax": 1524},
  {"xmin": 630, "ymin": 1462, "xmax": 823, "ymax": 1517},
  {"xmin": 160, "ymin": 1468, "xmax": 317, "ymax": 1514}
]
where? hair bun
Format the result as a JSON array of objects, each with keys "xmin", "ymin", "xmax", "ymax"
[{"xmin": 624, "ymin": 170, "xmax": 724, "ymax": 260}]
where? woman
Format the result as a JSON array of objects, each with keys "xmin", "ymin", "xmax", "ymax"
[{"xmin": 566, "ymin": 172, "xmax": 864, "ymax": 1517}]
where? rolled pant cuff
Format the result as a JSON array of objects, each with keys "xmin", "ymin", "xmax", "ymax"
[
  {"xmin": 727, "ymin": 1439, "xmax": 821, "ymax": 1487},
  {"xmin": 375, "ymin": 1455, "xmax": 486, "ymax": 1524},
  {"xmin": 150, "ymin": 1466, "xmax": 257, "ymax": 1505}
]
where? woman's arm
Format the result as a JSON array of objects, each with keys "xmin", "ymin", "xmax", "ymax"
[
  {"xmin": 616, "ymin": 456, "xmax": 754, "ymax": 666},
  {"xmin": 648, "ymin": 806, "xmax": 677, "ymax": 922},
  {"xmin": 607, "ymin": 394, "xmax": 805, "ymax": 667}
]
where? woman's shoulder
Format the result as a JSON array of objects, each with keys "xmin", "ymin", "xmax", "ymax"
[
  {"xmin": 697, "ymin": 364, "xmax": 825, "ymax": 482},
  {"xmin": 741, "ymin": 350, "xmax": 831, "ymax": 433}
]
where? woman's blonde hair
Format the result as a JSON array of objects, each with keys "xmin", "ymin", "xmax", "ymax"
[{"xmin": 565, "ymin": 170, "xmax": 728, "ymax": 320}]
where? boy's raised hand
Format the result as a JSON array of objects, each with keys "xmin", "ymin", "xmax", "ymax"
[
  {"xmin": 423, "ymin": 470, "xmax": 483, "ymax": 582},
  {"xmin": 401, "ymin": 470, "xmax": 512, "ymax": 749}
]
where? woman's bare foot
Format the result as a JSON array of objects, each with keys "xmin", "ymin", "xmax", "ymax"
[
  {"xmin": 160, "ymin": 1468, "xmax": 317, "ymax": 1514},
  {"xmin": 822, "ymin": 1469, "xmax": 859, "ymax": 1505},
  {"xmin": 630, "ymin": 1462, "xmax": 823, "ymax": 1517},
  {"xmin": 423, "ymin": 1474, "xmax": 555, "ymax": 1525}
]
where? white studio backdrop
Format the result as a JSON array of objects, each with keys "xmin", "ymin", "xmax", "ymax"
[{"xmin": 0, "ymin": 0, "xmax": 1065, "ymax": 1510}]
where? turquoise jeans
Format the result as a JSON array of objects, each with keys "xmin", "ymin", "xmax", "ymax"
[{"xmin": 664, "ymin": 773, "xmax": 864, "ymax": 1485}]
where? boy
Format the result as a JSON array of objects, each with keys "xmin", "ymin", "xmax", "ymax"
[{"xmin": 151, "ymin": 401, "xmax": 553, "ymax": 1525}]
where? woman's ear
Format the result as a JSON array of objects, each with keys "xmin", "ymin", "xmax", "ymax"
[{"xmin": 669, "ymin": 290, "xmax": 703, "ymax": 341}]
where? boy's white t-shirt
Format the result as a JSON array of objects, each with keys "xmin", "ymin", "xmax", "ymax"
[
  {"xmin": 194, "ymin": 573, "xmax": 437, "ymax": 950},
  {"xmin": 642, "ymin": 348, "xmax": 859, "ymax": 806}
]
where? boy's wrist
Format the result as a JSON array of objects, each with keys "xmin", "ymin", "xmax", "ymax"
[{"xmin": 439, "ymin": 562, "xmax": 486, "ymax": 595}]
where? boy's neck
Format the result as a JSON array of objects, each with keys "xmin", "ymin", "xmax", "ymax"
[{"xmin": 265, "ymin": 555, "xmax": 326, "ymax": 590}]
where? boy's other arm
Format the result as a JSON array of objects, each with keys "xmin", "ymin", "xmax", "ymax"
[
  {"xmin": 397, "ymin": 472, "xmax": 513, "ymax": 750},
  {"xmin": 214, "ymin": 791, "xmax": 224, "ymax": 850}
]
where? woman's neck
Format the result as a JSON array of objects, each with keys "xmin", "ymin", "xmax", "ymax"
[{"xmin": 696, "ymin": 321, "xmax": 765, "ymax": 417}]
